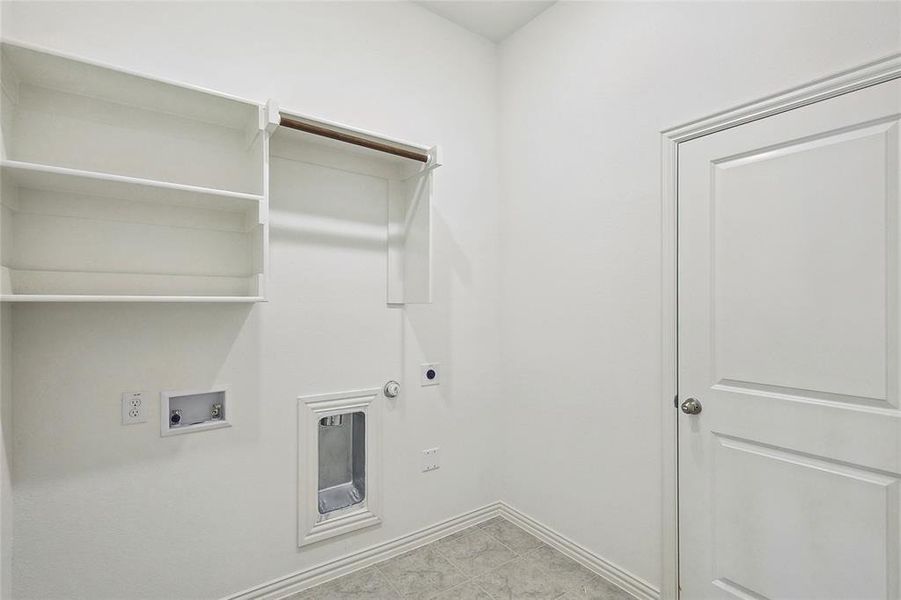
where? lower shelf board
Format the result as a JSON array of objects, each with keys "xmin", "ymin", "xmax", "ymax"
[
  {"xmin": 0, "ymin": 267, "xmax": 265, "ymax": 301},
  {"xmin": 0, "ymin": 294, "xmax": 266, "ymax": 302}
]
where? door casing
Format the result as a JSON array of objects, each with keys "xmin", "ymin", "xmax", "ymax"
[{"xmin": 659, "ymin": 52, "xmax": 901, "ymax": 600}]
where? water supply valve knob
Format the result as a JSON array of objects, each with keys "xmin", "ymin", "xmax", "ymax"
[{"xmin": 383, "ymin": 380, "xmax": 400, "ymax": 398}]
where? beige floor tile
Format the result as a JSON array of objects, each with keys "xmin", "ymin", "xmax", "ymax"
[
  {"xmin": 473, "ymin": 557, "xmax": 569, "ymax": 599},
  {"xmin": 480, "ymin": 518, "xmax": 544, "ymax": 554},
  {"xmin": 377, "ymin": 545, "xmax": 467, "ymax": 597},
  {"xmin": 566, "ymin": 575, "xmax": 636, "ymax": 600},
  {"xmin": 437, "ymin": 528, "xmax": 518, "ymax": 577},
  {"xmin": 524, "ymin": 545, "xmax": 596, "ymax": 590},
  {"xmin": 431, "ymin": 581, "xmax": 494, "ymax": 600},
  {"xmin": 299, "ymin": 567, "xmax": 401, "ymax": 599},
  {"xmin": 285, "ymin": 519, "xmax": 633, "ymax": 600}
]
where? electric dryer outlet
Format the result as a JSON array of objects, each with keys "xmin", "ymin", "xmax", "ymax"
[{"xmin": 421, "ymin": 363, "xmax": 440, "ymax": 386}]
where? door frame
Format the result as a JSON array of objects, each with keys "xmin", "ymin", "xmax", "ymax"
[{"xmin": 658, "ymin": 52, "xmax": 901, "ymax": 600}]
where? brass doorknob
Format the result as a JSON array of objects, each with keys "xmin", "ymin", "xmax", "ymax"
[{"xmin": 680, "ymin": 397, "xmax": 702, "ymax": 415}]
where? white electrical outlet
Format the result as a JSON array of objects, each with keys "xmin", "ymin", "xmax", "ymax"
[
  {"xmin": 422, "ymin": 447, "xmax": 440, "ymax": 472},
  {"xmin": 421, "ymin": 363, "xmax": 440, "ymax": 386},
  {"xmin": 121, "ymin": 391, "xmax": 147, "ymax": 425}
]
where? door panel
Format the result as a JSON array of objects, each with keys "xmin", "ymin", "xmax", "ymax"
[
  {"xmin": 678, "ymin": 78, "xmax": 901, "ymax": 599},
  {"xmin": 713, "ymin": 123, "xmax": 891, "ymax": 403},
  {"xmin": 712, "ymin": 435, "xmax": 895, "ymax": 600}
]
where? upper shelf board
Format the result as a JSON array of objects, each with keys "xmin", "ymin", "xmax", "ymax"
[{"xmin": 1, "ymin": 41, "xmax": 261, "ymax": 131}]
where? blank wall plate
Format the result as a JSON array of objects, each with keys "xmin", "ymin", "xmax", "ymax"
[
  {"xmin": 121, "ymin": 391, "xmax": 147, "ymax": 425},
  {"xmin": 421, "ymin": 363, "xmax": 440, "ymax": 386},
  {"xmin": 422, "ymin": 447, "xmax": 440, "ymax": 472}
]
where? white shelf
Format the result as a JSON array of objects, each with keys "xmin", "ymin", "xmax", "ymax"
[
  {"xmin": 0, "ymin": 295, "xmax": 265, "ymax": 303},
  {"xmin": 1, "ymin": 41, "xmax": 257, "ymax": 135},
  {"xmin": 0, "ymin": 266, "xmax": 265, "ymax": 302},
  {"xmin": 0, "ymin": 44, "xmax": 269, "ymax": 303},
  {"xmin": 1, "ymin": 160, "xmax": 264, "ymax": 211},
  {"xmin": 2, "ymin": 41, "xmax": 265, "ymax": 195}
]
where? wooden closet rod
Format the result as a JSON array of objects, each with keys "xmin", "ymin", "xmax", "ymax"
[{"xmin": 279, "ymin": 115, "xmax": 429, "ymax": 163}]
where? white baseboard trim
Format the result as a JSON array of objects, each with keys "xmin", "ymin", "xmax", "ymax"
[
  {"xmin": 224, "ymin": 503, "xmax": 502, "ymax": 600},
  {"xmin": 497, "ymin": 502, "xmax": 660, "ymax": 600},
  {"xmin": 225, "ymin": 501, "xmax": 660, "ymax": 600}
]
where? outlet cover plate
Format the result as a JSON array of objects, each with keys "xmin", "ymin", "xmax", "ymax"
[
  {"xmin": 421, "ymin": 363, "xmax": 440, "ymax": 386},
  {"xmin": 121, "ymin": 391, "xmax": 147, "ymax": 425},
  {"xmin": 422, "ymin": 447, "xmax": 440, "ymax": 472}
]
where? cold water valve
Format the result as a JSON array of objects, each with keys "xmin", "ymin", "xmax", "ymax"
[{"xmin": 160, "ymin": 387, "xmax": 230, "ymax": 437}]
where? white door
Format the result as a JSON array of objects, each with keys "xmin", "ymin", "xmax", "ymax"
[{"xmin": 678, "ymin": 78, "xmax": 901, "ymax": 599}]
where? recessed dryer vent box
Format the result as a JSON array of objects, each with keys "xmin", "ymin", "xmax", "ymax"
[
  {"xmin": 297, "ymin": 388, "xmax": 382, "ymax": 547},
  {"xmin": 160, "ymin": 386, "xmax": 230, "ymax": 437}
]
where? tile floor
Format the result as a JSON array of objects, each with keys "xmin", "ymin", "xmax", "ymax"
[{"xmin": 287, "ymin": 517, "xmax": 636, "ymax": 600}]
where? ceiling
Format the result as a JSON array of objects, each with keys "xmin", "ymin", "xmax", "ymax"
[{"xmin": 415, "ymin": 1, "xmax": 556, "ymax": 43}]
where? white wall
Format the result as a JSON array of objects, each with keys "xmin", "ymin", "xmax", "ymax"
[
  {"xmin": 1, "ymin": 304, "xmax": 11, "ymax": 600},
  {"xmin": 1, "ymin": 2, "xmax": 501, "ymax": 599},
  {"xmin": 497, "ymin": 0, "xmax": 900, "ymax": 590},
  {"xmin": 0, "ymin": 11, "xmax": 12, "ymax": 596},
  {"xmin": 4, "ymin": 2, "xmax": 901, "ymax": 599}
]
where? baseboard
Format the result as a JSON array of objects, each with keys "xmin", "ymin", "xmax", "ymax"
[
  {"xmin": 497, "ymin": 502, "xmax": 660, "ymax": 600},
  {"xmin": 224, "ymin": 501, "xmax": 661, "ymax": 600},
  {"xmin": 224, "ymin": 503, "xmax": 502, "ymax": 600}
]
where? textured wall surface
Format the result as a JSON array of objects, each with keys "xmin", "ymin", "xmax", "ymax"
[
  {"xmin": 497, "ymin": 0, "xmax": 900, "ymax": 587},
  {"xmin": 2, "ymin": 1, "xmax": 900, "ymax": 598},
  {"xmin": 2, "ymin": 2, "xmax": 502, "ymax": 598}
]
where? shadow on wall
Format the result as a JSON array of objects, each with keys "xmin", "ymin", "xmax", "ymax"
[
  {"xmin": 1, "ymin": 305, "xmax": 11, "ymax": 475},
  {"xmin": 10, "ymin": 303, "xmax": 257, "ymax": 481},
  {"xmin": 268, "ymin": 156, "xmax": 389, "ymax": 253},
  {"xmin": 403, "ymin": 207, "xmax": 471, "ymax": 404}
]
